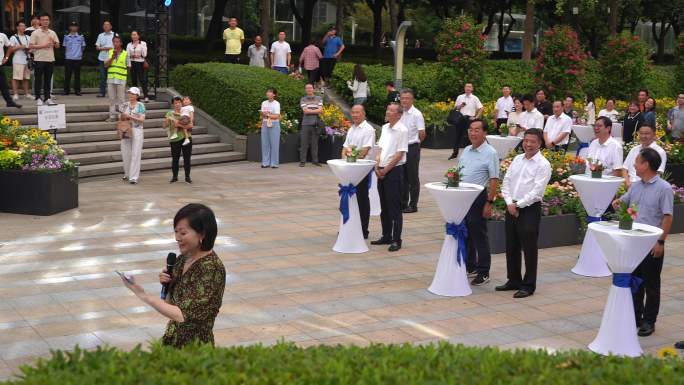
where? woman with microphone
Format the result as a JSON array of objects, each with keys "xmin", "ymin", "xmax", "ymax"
[{"xmin": 119, "ymin": 204, "xmax": 226, "ymax": 347}]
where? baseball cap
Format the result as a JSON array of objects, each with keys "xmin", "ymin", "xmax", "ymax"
[{"xmin": 127, "ymin": 87, "xmax": 141, "ymax": 96}]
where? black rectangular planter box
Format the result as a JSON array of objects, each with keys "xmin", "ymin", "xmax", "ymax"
[
  {"xmin": 247, "ymin": 133, "xmax": 345, "ymax": 164},
  {"xmin": 421, "ymin": 125, "xmax": 458, "ymax": 149},
  {"xmin": 316, "ymin": 135, "xmax": 345, "ymax": 163},
  {"xmin": 0, "ymin": 168, "xmax": 79, "ymax": 216},
  {"xmin": 487, "ymin": 213, "xmax": 581, "ymax": 254},
  {"xmin": 666, "ymin": 164, "xmax": 684, "ymax": 188},
  {"xmin": 671, "ymin": 204, "xmax": 684, "ymax": 234}
]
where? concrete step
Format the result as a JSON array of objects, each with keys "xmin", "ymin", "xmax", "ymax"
[
  {"xmin": 58, "ymin": 118, "xmax": 165, "ymax": 133},
  {"xmin": 57, "ymin": 126, "xmax": 208, "ymax": 144},
  {"xmin": 0, "ymin": 101, "xmax": 169, "ymax": 116},
  {"xmin": 14, "ymin": 110, "xmax": 168, "ymax": 125},
  {"xmin": 68, "ymin": 142, "xmax": 234, "ymax": 165},
  {"xmin": 61, "ymin": 133, "xmax": 221, "ymax": 154},
  {"xmin": 78, "ymin": 151, "xmax": 247, "ymax": 178}
]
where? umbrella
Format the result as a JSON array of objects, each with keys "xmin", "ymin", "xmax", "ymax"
[{"xmin": 56, "ymin": 5, "xmax": 109, "ymax": 15}]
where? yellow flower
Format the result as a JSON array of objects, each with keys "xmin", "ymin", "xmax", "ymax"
[
  {"xmin": 12, "ymin": 120, "xmax": 19, "ymax": 127},
  {"xmin": 656, "ymin": 347, "xmax": 678, "ymax": 359},
  {"xmin": 1, "ymin": 117, "xmax": 10, "ymax": 125}
]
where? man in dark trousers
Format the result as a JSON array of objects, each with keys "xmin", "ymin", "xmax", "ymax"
[
  {"xmin": 398, "ymin": 89, "xmax": 425, "ymax": 213},
  {"xmin": 612, "ymin": 147, "xmax": 673, "ymax": 337}
]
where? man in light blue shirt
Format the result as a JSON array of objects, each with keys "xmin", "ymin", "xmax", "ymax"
[
  {"xmin": 95, "ymin": 21, "xmax": 114, "ymax": 97},
  {"xmin": 459, "ymin": 119, "xmax": 500, "ymax": 286},
  {"xmin": 63, "ymin": 21, "xmax": 85, "ymax": 95}
]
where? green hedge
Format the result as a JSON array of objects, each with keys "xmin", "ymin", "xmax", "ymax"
[
  {"xmin": 171, "ymin": 63, "xmax": 304, "ymax": 134},
  {"xmin": 4, "ymin": 342, "xmax": 683, "ymax": 384}
]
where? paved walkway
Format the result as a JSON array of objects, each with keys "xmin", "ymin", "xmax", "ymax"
[{"xmin": 1, "ymin": 149, "xmax": 683, "ymax": 379}]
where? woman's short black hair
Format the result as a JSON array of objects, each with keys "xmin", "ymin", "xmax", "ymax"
[
  {"xmin": 522, "ymin": 94, "xmax": 535, "ymax": 103},
  {"xmin": 174, "ymin": 204, "xmax": 218, "ymax": 251},
  {"xmin": 639, "ymin": 147, "xmax": 662, "ymax": 172},
  {"xmin": 172, "ymin": 96, "xmax": 182, "ymax": 103}
]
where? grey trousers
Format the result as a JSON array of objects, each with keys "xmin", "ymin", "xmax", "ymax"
[{"xmin": 300, "ymin": 124, "xmax": 319, "ymax": 163}]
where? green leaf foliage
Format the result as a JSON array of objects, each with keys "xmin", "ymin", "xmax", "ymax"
[
  {"xmin": 534, "ymin": 25, "xmax": 589, "ymax": 100},
  {"xmin": 4, "ymin": 342, "xmax": 684, "ymax": 385},
  {"xmin": 170, "ymin": 63, "xmax": 305, "ymax": 134},
  {"xmin": 598, "ymin": 33, "xmax": 650, "ymax": 100},
  {"xmin": 676, "ymin": 33, "xmax": 684, "ymax": 90}
]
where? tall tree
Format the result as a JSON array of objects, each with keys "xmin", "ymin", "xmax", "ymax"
[
  {"xmin": 522, "ymin": 0, "xmax": 535, "ymax": 60},
  {"xmin": 90, "ymin": 0, "xmax": 102, "ymax": 43},
  {"xmin": 260, "ymin": 0, "xmax": 271, "ymax": 44},
  {"xmin": 608, "ymin": 0, "xmax": 619, "ymax": 35},
  {"xmin": 335, "ymin": 0, "xmax": 344, "ymax": 37},
  {"xmin": 643, "ymin": 0, "xmax": 684, "ymax": 63},
  {"xmin": 289, "ymin": 0, "xmax": 319, "ymax": 45},
  {"xmin": 496, "ymin": 0, "xmax": 517, "ymax": 55},
  {"xmin": 389, "ymin": 0, "xmax": 399, "ymax": 36},
  {"xmin": 206, "ymin": 0, "xmax": 229, "ymax": 44},
  {"xmin": 366, "ymin": 0, "xmax": 386, "ymax": 50},
  {"xmin": 104, "ymin": 0, "xmax": 120, "ymax": 32}
]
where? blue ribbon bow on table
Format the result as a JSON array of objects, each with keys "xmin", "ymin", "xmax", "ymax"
[
  {"xmin": 445, "ymin": 222, "xmax": 468, "ymax": 266},
  {"xmin": 587, "ymin": 215, "xmax": 602, "ymax": 223},
  {"xmin": 576, "ymin": 142, "xmax": 589, "ymax": 156},
  {"xmin": 367, "ymin": 170, "xmax": 373, "ymax": 190},
  {"xmin": 612, "ymin": 273, "xmax": 643, "ymax": 294},
  {"xmin": 338, "ymin": 183, "xmax": 357, "ymax": 224}
]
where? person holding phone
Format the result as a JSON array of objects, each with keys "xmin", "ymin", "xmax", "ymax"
[{"xmin": 120, "ymin": 203, "xmax": 226, "ymax": 348}]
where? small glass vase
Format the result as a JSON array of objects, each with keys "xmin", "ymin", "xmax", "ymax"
[
  {"xmin": 619, "ymin": 217, "xmax": 633, "ymax": 230},
  {"xmin": 346, "ymin": 156, "xmax": 357, "ymax": 163},
  {"xmin": 446, "ymin": 177, "xmax": 460, "ymax": 188},
  {"xmin": 591, "ymin": 170, "xmax": 603, "ymax": 179}
]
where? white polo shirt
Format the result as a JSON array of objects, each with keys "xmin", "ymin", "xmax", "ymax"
[
  {"xmin": 519, "ymin": 108, "xmax": 544, "ymax": 130},
  {"xmin": 400, "ymin": 105, "xmax": 425, "ymax": 145},
  {"xmin": 495, "ymin": 95, "xmax": 514, "ymax": 119},
  {"xmin": 586, "ymin": 136, "xmax": 623, "ymax": 175},
  {"xmin": 343, "ymin": 120, "xmax": 376, "ymax": 157},
  {"xmin": 543, "ymin": 113, "xmax": 573, "ymax": 145},
  {"xmin": 377, "ymin": 121, "xmax": 409, "ymax": 167},
  {"xmin": 455, "ymin": 93, "xmax": 483, "ymax": 117},
  {"xmin": 622, "ymin": 142, "xmax": 667, "ymax": 182}
]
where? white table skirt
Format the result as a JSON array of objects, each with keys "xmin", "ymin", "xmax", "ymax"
[
  {"xmin": 572, "ymin": 125, "xmax": 594, "ymax": 158},
  {"xmin": 425, "ymin": 182, "xmax": 484, "ymax": 297},
  {"xmin": 587, "ymin": 221, "xmax": 663, "ymax": 357},
  {"xmin": 327, "ymin": 159, "xmax": 377, "ymax": 253},
  {"xmin": 569, "ymin": 175, "xmax": 624, "ymax": 277},
  {"xmin": 486, "ymin": 135, "xmax": 522, "ymax": 159}
]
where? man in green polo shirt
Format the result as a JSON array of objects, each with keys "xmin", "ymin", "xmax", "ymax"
[{"xmin": 223, "ymin": 18, "xmax": 244, "ymax": 64}]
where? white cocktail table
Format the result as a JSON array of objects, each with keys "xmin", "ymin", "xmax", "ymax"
[
  {"xmin": 569, "ymin": 174, "xmax": 624, "ymax": 277},
  {"xmin": 327, "ymin": 159, "xmax": 377, "ymax": 253},
  {"xmin": 587, "ymin": 221, "xmax": 662, "ymax": 357},
  {"xmin": 426, "ymin": 182, "xmax": 484, "ymax": 297},
  {"xmin": 486, "ymin": 135, "xmax": 522, "ymax": 159},
  {"xmin": 572, "ymin": 125, "xmax": 594, "ymax": 157}
]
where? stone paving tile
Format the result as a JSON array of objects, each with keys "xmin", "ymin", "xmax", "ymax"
[{"xmin": 1, "ymin": 148, "xmax": 683, "ymax": 380}]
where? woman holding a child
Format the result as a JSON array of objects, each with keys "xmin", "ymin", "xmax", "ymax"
[{"xmin": 164, "ymin": 96, "xmax": 194, "ymax": 184}]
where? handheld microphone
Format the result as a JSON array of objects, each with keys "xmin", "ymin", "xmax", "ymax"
[{"xmin": 160, "ymin": 252, "xmax": 177, "ymax": 300}]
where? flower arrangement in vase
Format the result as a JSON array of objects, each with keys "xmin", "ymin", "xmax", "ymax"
[
  {"xmin": 587, "ymin": 158, "xmax": 604, "ymax": 178},
  {"xmin": 346, "ymin": 145, "xmax": 359, "ymax": 163},
  {"xmin": 570, "ymin": 156, "xmax": 586, "ymax": 175},
  {"xmin": 445, "ymin": 165, "xmax": 463, "ymax": 188},
  {"xmin": 617, "ymin": 201, "xmax": 638, "ymax": 230},
  {"xmin": 499, "ymin": 123, "xmax": 509, "ymax": 137}
]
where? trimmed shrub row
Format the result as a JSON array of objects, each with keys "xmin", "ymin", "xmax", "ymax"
[
  {"xmin": 170, "ymin": 63, "xmax": 304, "ymax": 134},
  {"xmin": 4, "ymin": 342, "xmax": 683, "ymax": 384}
]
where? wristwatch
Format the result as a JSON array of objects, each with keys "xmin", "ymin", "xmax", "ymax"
[{"xmin": 657, "ymin": 239, "xmax": 665, "ymax": 245}]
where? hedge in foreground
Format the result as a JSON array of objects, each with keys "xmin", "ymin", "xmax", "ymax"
[
  {"xmin": 4, "ymin": 342, "xmax": 684, "ymax": 385},
  {"xmin": 171, "ymin": 63, "xmax": 304, "ymax": 134}
]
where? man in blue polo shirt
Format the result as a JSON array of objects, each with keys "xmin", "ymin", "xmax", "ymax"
[
  {"xmin": 62, "ymin": 21, "xmax": 85, "ymax": 95},
  {"xmin": 95, "ymin": 21, "xmax": 114, "ymax": 97},
  {"xmin": 459, "ymin": 119, "xmax": 500, "ymax": 286},
  {"xmin": 319, "ymin": 26, "xmax": 344, "ymax": 87}
]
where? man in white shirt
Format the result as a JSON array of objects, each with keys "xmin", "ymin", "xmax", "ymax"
[
  {"xmin": 586, "ymin": 117, "xmax": 623, "ymax": 176},
  {"xmin": 543, "ymin": 101, "xmax": 572, "ymax": 151},
  {"xmin": 0, "ymin": 29, "xmax": 21, "ymax": 108},
  {"xmin": 371, "ymin": 103, "xmax": 409, "ymax": 252},
  {"xmin": 518, "ymin": 94, "xmax": 544, "ymax": 133},
  {"xmin": 342, "ymin": 105, "xmax": 376, "ymax": 239},
  {"xmin": 270, "ymin": 31, "xmax": 291, "ymax": 75},
  {"xmin": 94, "ymin": 21, "xmax": 114, "ymax": 97},
  {"xmin": 494, "ymin": 85, "xmax": 514, "ymax": 129},
  {"xmin": 399, "ymin": 89, "xmax": 425, "ymax": 214},
  {"xmin": 450, "ymin": 83, "xmax": 484, "ymax": 159},
  {"xmin": 497, "ymin": 128, "xmax": 552, "ymax": 298},
  {"xmin": 622, "ymin": 124, "xmax": 666, "ymax": 189}
]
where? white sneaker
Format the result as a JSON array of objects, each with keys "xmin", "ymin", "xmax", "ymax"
[
  {"xmin": 25, "ymin": 94, "xmax": 33, "ymax": 99},
  {"xmin": 169, "ymin": 133, "xmax": 178, "ymax": 139},
  {"xmin": 46, "ymin": 99, "xmax": 57, "ymax": 106},
  {"xmin": 36, "ymin": 99, "xmax": 43, "ymax": 106},
  {"xmin": 12, "ymin": 94, "xmax": 18, "ymax": 101},
  {"xmin": 182, "ymin": 138, "xmax": 190, "ymax": 146}
]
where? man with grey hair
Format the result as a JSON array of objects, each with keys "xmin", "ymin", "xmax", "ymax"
[
  {"xmin": 399, "ymin": 88, "xmax": 425, "ymax": 213},
  {"xmin": 372, "ymin": 103, "xmax": 408, "ymax": 252}
]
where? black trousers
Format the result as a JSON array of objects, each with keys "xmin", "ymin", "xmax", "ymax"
[
  {"xmin": 130, "ymin": 61, "xmax": 148, "ymax": 98},
  {"xmin": 356, "ymin": 174, "xmax": 371, "ymax": 238},
  {"xmin": 170, "ymin": 139, "xmax": 192, "ymax": 178},
  {"xmin": 63, "ymin": 59, "xmax": 82, "ymax": 94},
  {"xmin": 0, "ymin": 66, "xmax": 12, "ymax": 104},
  {"xmin": 401, "ymin": 143, "xmax": 421, "ymax": 209},
  {"xmin": 378, "ymin": 166, "xmax": 403, "ymax": 242},
  {"xmin": 466, "ymin": 190, "xmax": 492, "ymax": 275},
  {"xmin": 300, "ymin": 124, "xmax": 319, "ymax": 163},
  {"xmin": 34, "ymin": 61, "xmax": 53, "ymax": 101},
  {"xmin": 225, "ymin": 54, "xmax": 240, "ymax": 64},
  {"xmin": 319, "ymin": 58, "xmax": 336, "ymax": 80},
  {"xmin": 505, "ymin": 202, "xmax": 541, "ymax": 292},
  {"xmin": 305, "ymin": 68, "xmax": 320, "ymax": 84},
  {"xmin": 633, "ymin": 251, "xmax": 664, "ymax": 325},
  {"xmin": 452, "ymin": 117, "xmax": 471, "ymax": 152}
]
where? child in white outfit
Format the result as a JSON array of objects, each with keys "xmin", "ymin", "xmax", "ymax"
[{"xmin": 180, "ymin": 96, "xmax": 194, "ymax": 146}]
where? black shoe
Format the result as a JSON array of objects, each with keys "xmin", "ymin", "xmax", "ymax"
[
  {"xmin": 363, "ymin": 232, "xmax": 369, "ymax": 240},
  {"xmin": 513, "ymin": 290, "xmax": 533, "ymax": 298},
  {"xmin": 6, "ymin": 101, "xmax": 21, "ymax": 108},
  {"xmin": 402, "ymin": 207, "xmax": 417, "ymax": 214},
  {"xmin": 448, "ymin": 150, "xmax": 459, "ymax": 160},
  {"xmin": 299, "ymin": 162, "xmax": 305, "ymax": 167},
  {"xmin": 75, "ymin": 92, "xmax": 82, "ymax": 96},
  {"xmin": 638, "ymin": 322, "xmax": 655, "ymax": 337},
  {"xmin": 261, "ymin": 165, "xmax": 269, "ymax": 168},
  {"xmin": 675, "ymin": 341, "xmax": 684, "ymax": 349},
  {"xmin": 371, "ymin": 237, "xmax": 391, "ymax": 245},
  {"xmin": 185, "ymin": 177, "xmax": 192, "ymax": 184},
  {"xmin": 495, "ymin": 282, "xmax": 520, "ymax": 291},
  {"xmin": 271, "ymin": 166, "xmax": 278, "ymax": 169},
  {"xmin": 170, "ymin": 177, "xmax": 178, "ymax": 183},
  {"xmin": 388, "ymin": 241, "xmax": 402, "ymax": 252},
  {"xmin": 96, "ymin": 94, "xmax": 105, "ymax": 98},
  {"xmin": 313, "ymin": 162, "xmax": 322, "ymax": 167},
  {"xmin": 467, "ymin": 269, "xmax": 478, "ymax": 278},
  {"xmin": 471, "ymin": 274, "xmax": 490, "ymax": 286}
]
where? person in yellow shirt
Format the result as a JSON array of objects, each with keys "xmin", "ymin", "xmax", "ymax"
[{"xmin": 222, "ymin": 18, "xmax": 244, "ymax": 64}]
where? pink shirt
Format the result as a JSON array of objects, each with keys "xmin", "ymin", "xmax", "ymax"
[{"xmin": 299, "ymin": 45, "xmax": 323, "ymax": 70}]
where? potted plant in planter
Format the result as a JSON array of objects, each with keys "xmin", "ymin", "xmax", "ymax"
[
  {"xmin": 445, "ymin": 165, "xmax": 463, "ymax": 188},
  {"xmin": 570, "ymin": 156, "xmax": 586, "ymax": 175},
  {"xmin": 588, "ymin": 158, "xmax": 603, "ymax": 178},
  {"xmin": 617, "ymin": 201, "xmax": 637, "ymax": 230},
  {"xmin": 499, "ymin": 123, "xmax": 509, "ymax": 137},
  {"xmin": 346, "ymin": 145, "xmax": 358, "ymax": 163}
]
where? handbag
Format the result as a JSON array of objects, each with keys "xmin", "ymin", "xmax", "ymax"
[
  {"xmin": 143, "ymin": 59, "xmax": 150, "ymax": 71},
  {"xmin": 117, "ymin": 119, "xmax": 132, "ymax": 136}
]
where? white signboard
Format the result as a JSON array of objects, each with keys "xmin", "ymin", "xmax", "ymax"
[{"xmin": 37, "ymin": 104, "xmax": 66, "ymax": 131}]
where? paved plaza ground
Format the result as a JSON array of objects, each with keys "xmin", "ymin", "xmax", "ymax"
[{"xmin": 1, "ymin": 148, "xmax": 683, "ymax": 380}]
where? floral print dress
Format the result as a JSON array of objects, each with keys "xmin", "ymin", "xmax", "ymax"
[{"xmin": 161, "ymin": 251, "xmax": 226, "ymax": 348}]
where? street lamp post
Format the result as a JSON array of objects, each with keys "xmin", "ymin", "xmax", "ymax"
[{"xmin": 391, "ymin": 21, "xmax": 412, "ymax": 89}]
